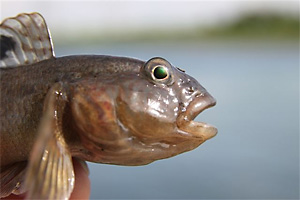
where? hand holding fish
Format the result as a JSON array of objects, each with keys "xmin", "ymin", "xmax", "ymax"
[
  {"xmin": 1, "ymin": 158, "xmax": 90, "ymax": 199},
  {"xmin": 0, "ymin": 13, "xmax": 217, "ymax": 199}
]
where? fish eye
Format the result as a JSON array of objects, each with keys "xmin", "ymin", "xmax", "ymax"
[
  {"xmin": 152, "ymin": 65, "xmax": 168, "ymax": 80},
  {"xmin": 143, "ymin": 57, "xmax": 174, "ymax": 85}
]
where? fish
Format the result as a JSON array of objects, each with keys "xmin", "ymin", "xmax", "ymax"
[{"xmin": 0, "ymin": 12, "xmax": 217, "ymax": 199}]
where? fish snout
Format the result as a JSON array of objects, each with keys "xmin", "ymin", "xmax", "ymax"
[
  {"xmin": 186, "ymin": 92, "xmax": 216, "ymax": 120},
  {"xmin": 176, "ymin": 91, "xmax": 217, "ymax": 141}
]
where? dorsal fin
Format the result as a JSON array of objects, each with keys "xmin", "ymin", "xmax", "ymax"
[{"xmin": 0, "ymin": 12, "xmax": 55, "ymax": 68}]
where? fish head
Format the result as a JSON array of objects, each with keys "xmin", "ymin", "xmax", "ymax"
[{"xmin": 71, "ymin": 57, "xmax": 217, "ymax": 165}]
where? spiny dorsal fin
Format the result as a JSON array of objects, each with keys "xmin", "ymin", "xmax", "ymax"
[{"xmin": 0, "ymin": 12, "xmax": 55, "ymax": 68}]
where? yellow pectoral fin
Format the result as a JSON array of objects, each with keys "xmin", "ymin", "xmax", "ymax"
[{"xmin": 24, "ymin": 82, "xmax": 75, "ymax": 200}]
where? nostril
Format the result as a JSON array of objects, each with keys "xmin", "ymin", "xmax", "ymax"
[
  {"xmin": 195, "ymin": 93, "xmax": 205, "ymax": 97},
  {"xmin": 186, "ymin": 86, "xmax": 194, "ymax": 94}
]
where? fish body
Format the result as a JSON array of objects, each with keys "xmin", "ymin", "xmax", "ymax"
[
  {"xmin": 0, "ymin": 13, "xmax": 217, "ymax": 199},
  {"xmin": 0, "ymin": 55, "xmax": 144, "ymax": 166}
]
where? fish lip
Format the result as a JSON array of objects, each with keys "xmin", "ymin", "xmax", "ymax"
[
  {"xmin": 186, "ymin": 93, "xmax": 216, "ymax": 120},
  {"xmin": 176, "ymin": 93, "xmax": 218, "ymax": 141}
]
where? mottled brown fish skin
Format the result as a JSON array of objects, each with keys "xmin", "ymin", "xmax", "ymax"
[
  {"xmin": 0, "ymin": 12, "xmax": 217, "ymax": 199},
  {"xmin": 67, "ymin": 57, "xmax": 217, "ymax": 165},
  {"xmin": 0, "ymin": 55, "xmax": 143, "ymax": 167}
]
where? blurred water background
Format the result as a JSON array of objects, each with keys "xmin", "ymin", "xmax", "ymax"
[{"xmin": 1, "ymin": 1, "xmax": 299, "ymax": 199}]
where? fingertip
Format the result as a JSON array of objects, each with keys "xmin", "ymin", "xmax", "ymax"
[{"xmin": 70, "ymin": 158, "xmax": 91, "ymax": 199}]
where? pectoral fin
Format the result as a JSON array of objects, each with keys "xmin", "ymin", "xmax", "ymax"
[
  {"xmin": 24, "ymin": 82, "xmax": 75, "ymax": 200},
  {"xmin": 0, "ymin": 161, "xmax": 27, "ymax": 198}
]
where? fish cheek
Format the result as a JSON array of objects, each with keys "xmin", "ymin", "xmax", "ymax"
[
  {"xmin": 70, "ymin": 86, "xmax": 120, "ymax": 144},
  {"xmin": 116, "ymin": 96, "xmax": 175, "ymax": 141}
]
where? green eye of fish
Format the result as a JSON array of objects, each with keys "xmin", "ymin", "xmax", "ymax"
[{"xmin": 153, "ymin": 66, "xmax": 168, "ymax": 80}]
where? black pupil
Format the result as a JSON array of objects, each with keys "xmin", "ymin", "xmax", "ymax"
[{"xmin": 153, "ymin": 66, "xmax": 167, "ymax": 79}]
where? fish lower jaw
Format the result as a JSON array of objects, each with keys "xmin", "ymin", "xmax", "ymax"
[{"xmin": 177, "ymin": 120, "xmax": 217, "ymax": 141}]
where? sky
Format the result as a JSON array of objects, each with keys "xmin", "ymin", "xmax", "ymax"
[{"xmin": 1, "ymin": 1, "xmax": 299, "ymax": 36}]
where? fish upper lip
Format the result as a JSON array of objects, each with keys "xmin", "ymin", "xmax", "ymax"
[
  {"xmin": 185, "ymin": 93, "xmax": 216, "ymax": 120},
  {"xmin": 176, "ymin": 93, "xmax": 218, "ymax": 141}
]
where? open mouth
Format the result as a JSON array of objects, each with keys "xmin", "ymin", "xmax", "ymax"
[{"xmin": 176, "ymin": 93, "xmax": 218, "ymax": 141}]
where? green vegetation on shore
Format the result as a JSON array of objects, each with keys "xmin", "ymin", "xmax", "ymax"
[
  {"xmin": 56, "ymin": 14, "xmax": 299, "ymax": 46},
  {"xmin": 203, "ymin": 14, "xmax": 299, "ymax": 40}
]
